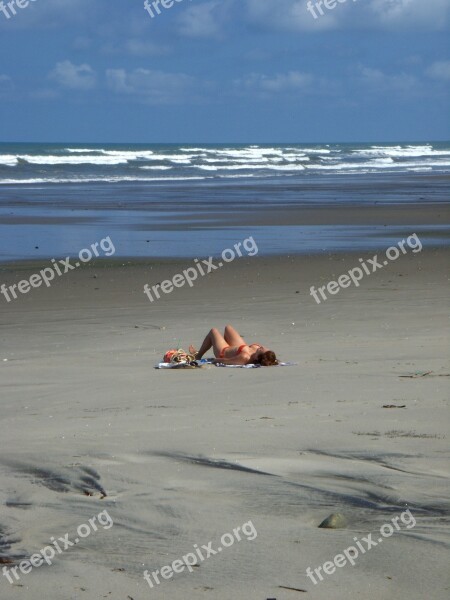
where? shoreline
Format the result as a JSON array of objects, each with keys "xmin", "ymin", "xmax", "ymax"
[
  {"xmin": 1, "ymin": 225, "xmax": 449, "ymax": 266},
  {"xmin": 0, "ymin": 231, "xmax": 448, "ymax": 271},
  {"xmin": 1, "ymin": 178, "xmax": 449, "ymax": 263}
]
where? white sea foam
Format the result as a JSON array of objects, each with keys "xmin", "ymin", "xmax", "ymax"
[
  {"xmin": 196, "ymin": 163, "xmax": 306, "ymax": 171},
  {"xmin": 0, "ymin": 176, "xmax": 208, "ymax": 185},
  {"xmin": 0, "ymin": 155, "xmax": 19, "ymax": 166},
  {"xmin": 178, "ymin": 146, "xmax": 331, "ymax": 157},
  {"xmin": 309, "ymin": 156, "xmax": 450, "ymax": 170},
  {"xmin": 407, "ymin": 167, "xmax": 434, "ymax": 172},
  {"xmin": 19, "ymin": 155, "xmax": 132, "ymax": 165},
  {"xmin": 0, "ymin": 151, "xmax": 195, "ymax": 166},
  {"xmin": 353, "ymin": 145, "xmax": 450, "ymax": 159},
  {"xmin": 217, "ymin": 173, "xmax": 257, "ymax": 178},
  {"xmin": 139, "ymin": 166, "xmax": 173, "ymax": 170},
  {"xmin": 393, "ymin": 159, "xmax": 450, "ymax": 168},
  {"xmin": 1, "ymin": 144, "xmax": 449, "ymax": 177},
  {"xmin": 213, "ymin": 148, "xmax": 287, "ymax": 159},
  {"xmin": 65, "ymin": 148, "xmax": 108, "ymax": 154},
  {"xmin": 292, "ymin": 148, "xmax": 331, "ymax": 154}
]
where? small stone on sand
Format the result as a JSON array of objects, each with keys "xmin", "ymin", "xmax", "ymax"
[{"xmin": 318, "ymin": 513, "xmax": 347, "ymax": 529}]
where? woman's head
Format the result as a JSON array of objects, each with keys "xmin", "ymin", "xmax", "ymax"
[{"xmin": 257, "ymin": 350, "xmax": 278, "ymax": 367}]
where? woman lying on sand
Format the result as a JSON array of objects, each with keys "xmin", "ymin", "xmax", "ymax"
[{"xmin": 189, "ymin": 324, "xmax": 278, "ymax": 366}]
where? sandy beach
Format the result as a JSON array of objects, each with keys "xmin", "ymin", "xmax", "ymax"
[
  {"xmin": 1, "ymin": 242, "xmax": 449, "ymax": 599},
  {"xmin": 1, "ymin": 0, "xmax": 449, "ymax": 595}
]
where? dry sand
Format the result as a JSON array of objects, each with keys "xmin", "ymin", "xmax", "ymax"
[{"xmin": 0, "ymin": 247, "xmax": 449, "ymax": 600}]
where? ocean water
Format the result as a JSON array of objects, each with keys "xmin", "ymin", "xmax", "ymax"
[
  {"xmin": 1, "ymin": 142, "xmax": 450, "ymax": 183},
  {"xmin": 0, "ymin": 142, "xmax": 449, "ymax": 260}
]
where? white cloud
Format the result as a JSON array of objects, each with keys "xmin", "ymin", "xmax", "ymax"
[
  {"xmin": 49, "ymin": 61, "xmax": 96, "ymax": 90},
  {"xmin": 370, "ymin": 0, "xmax": 450, "ymax": 30},
  {"xmin": 426, "ymin": 60, "xmax": 450, "ymax": 82},
  {"xmin": 0, "ymin": 74, "xmax": 14, "ymax": 92},
  {"xmin": 244, "ymin": 0, "xmax": 450, "ymax": 32},
  {"xmin": 0, "ymin": 0, "xmax": 92, "ymax": 29},
  {"xmin": 106, "ymin": 68, "xmax": 196, "ymax": 104},
  {"xmin": 238, "ymin": 71, "xmax": 314, "ymax": 93},
  {"xmin": 245, "ymin": 0, "xmax": 336, "ymax": 32},
  {"xmin": 358, "ymin": 66, "xmax": 417, "ymax": 92},
  {"xmin": 177, "ymin": 0, "xmax": 229, "ymax": 38},
  {"xmin": 234, "ymin": 70, "xmax": 341, "ymax": 100}
]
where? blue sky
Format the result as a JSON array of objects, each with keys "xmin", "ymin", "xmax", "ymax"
[{"xmin": 0, "ymin": 0, "xmax": 449, "ymax": 143}]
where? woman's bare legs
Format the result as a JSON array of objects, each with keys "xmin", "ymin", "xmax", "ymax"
[
  {"xmin": 224, "ymin": 324, "xmax": 246, "ymax": 347},
  {"xmin": 193, "ymin": 328, "xmax": 228, "ymax": 359}
]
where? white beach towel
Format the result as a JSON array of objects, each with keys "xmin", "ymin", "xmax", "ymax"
[{"xmin": 155, "ymin": 359, "xmax": 296, "ymax": 369}]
